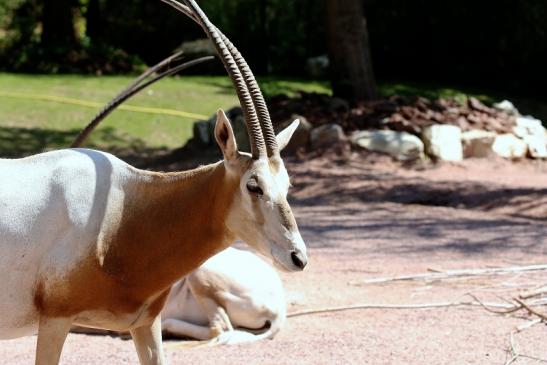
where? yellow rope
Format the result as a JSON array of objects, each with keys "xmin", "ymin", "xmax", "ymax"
[{"xmin": 0, "ymin": 90, "xmax": 208, "ymax": 120}]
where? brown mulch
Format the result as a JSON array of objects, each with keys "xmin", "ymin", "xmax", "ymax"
[{"xmin": 268, "ymin": 92, "xmax": 517, "ymax": 135}]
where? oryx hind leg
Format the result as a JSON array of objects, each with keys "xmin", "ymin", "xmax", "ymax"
[{"xmin": 35, "ymin": 315, "xmax": 73, "ymax": 365}]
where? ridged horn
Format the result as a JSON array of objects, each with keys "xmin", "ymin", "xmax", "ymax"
[
  {"xmin": 163, "ymin": 0, "xmax": 279, "ymax": 157},
  {"xmin": 162, "ymin": 0, "xmax": 266, "ymax": 158},
  {"xmin": 72, "ymin": 54, "xmax": 212, "ymax": 148},
  {"xmin": 216, "ymin": 32, "xmax": 279, "ymax": 157}
]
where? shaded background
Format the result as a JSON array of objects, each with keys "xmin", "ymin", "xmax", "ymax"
[{"xmin": 0, "ymin": 0, "xmax": 546, "ymax": 98}]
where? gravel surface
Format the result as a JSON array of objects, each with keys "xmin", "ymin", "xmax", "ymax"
[{"xmin": 1, "ymin": 156, "xmax": 545, "ymax": 364}]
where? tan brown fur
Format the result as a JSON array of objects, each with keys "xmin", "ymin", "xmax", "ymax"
[{"xmin": 34, "ymin": 161, "xmax": 244, "ymax": 329}]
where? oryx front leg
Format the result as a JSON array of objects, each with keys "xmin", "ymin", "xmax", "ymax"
[
  {"xmin": 162, "ymin": 318, "xmax": 211, "ymax": 340},
  {"xmin": 35, "ymin": 316, "xmax": 73, "ymax": 365},
  {"xmin": 198, "ymin": 298, "xmax": 233, "ymax": 337},
  {"xmin": 130, "ymin": 316, "xmax": 166, "ymax": 365}
]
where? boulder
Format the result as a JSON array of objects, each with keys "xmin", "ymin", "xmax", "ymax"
[
  {"xmin": 192, "ymin": 107, "xmax": 247, "ymax": 148},
  {"xmin": 351, "ymin": 130, "xmax": 424, "ymax": 161},
  {"xmin": 193, "ymin": 120, "xmax": 212, "ymax": 145},
  {"xmin": 461, "ymin": 130, "xmax": 496, "ymax": 158},
  {"xmin": 493, "ymin": 100, "xmax": 519, "ymax": 116},
  {"xmin": 514, "ymin": 116, "xmax": 545, "ymax": 137},
  {"xmin": 522, "ymin": 135, "xmax": 547, "ymax": 158},
  {"xmin": 275, "ymin": 115, "xmax": 312, "ymax": 153},
  {"xmin": 513, "ymin": 116, "xmax": 547, "ymax": 158},
  {"xmin": 421, "ymin": 125, "xmax": 463, "ymax": 161},
  {"xmin": 231, "ymin": 114, "xmax": 251, "ymax": 152},
  {"xmin": 492, "ymin": 134, "xmax": 528, "ymax": 159},
  {"xmin": 310, "ymin": 124, "xmax": 345, "ymax": 149}
]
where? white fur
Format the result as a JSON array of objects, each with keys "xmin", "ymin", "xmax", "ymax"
[
  {"xmin": 161, "ymin": 247, "xmax": 285, "ymax": 344},
  {"xmin": 0, "ymin": 149, "xmax": 132, "ymax": 339}
]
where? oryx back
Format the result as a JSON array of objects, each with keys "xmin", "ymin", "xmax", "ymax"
[{"xmin": 0, "ymin": 149, "xmax": 129, "ymax": 338}]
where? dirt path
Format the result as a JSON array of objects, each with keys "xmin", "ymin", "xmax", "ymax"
[{"xmin": 1, "ymin": 155, "xmax": 545, "ymax": 364}]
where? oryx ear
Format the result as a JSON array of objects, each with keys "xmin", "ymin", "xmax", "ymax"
[
  {"xmin": 276, "ymin": 119, "xmax": 300, "ymax": 151},
  {"xmin": 214, "ymin": 109, "xmax": 238, "ymax": 161}
]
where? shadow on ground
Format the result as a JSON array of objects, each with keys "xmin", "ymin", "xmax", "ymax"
[
  {"xmin": 288, "ymin": 156, "xmax": 547, "ymax": 222},
  {"xmin": 2, "ymin": 126, "xmax": 545, "ymax": 223},
  {"xmin": 295, "ymin": 203, "xmax": 546, "ymax": 258},
  {"xmin": 0, "ymin": 126, "xmax": 170, "ymax": 167}
]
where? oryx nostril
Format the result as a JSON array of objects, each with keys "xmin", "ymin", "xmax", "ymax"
[{"xmin": 291, "ymin": 251, "xmax": 307, "ymax": 270}]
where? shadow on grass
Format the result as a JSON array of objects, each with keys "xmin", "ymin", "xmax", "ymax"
[{"xmin": 0, "ymin": 126, "xmax": 170, "ymax": 167}]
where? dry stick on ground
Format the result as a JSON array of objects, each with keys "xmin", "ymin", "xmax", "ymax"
[
  {"xmin": 505, "ymin": 332, "xmax": 520, "ymax": 365},
  {"xmin": 286, "ymin": 296, "xmax": 547, "ymax": 363},
  {"xmin": 287, "ymin": 294, "xmax": 547, "ymax": 318},
  {"xmin": 520, "ymin": 286, "xmax": 547, "ymax": 300},
  {"xmin": 514, "ymin": 298, "xmax": 547, "ymax": 321},
  {"xmin": 466, "ymin": 293, "xmax": 525, "ymax": 315},
  {"xmin": 516, "ymin": 318, "xmax": 542, "ymax": 332},
  {"xmin": 287, "ymin": 298, "xmax": 519, "ymax": 318},
  {"xmin": 504, "ymin": 327, "xmax": 547, "ymax": 365},
  {"xmin": 354, "ymin": 264, "xmax": 547, "ymax": 285}
]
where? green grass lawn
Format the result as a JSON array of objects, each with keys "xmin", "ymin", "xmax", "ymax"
[
  {"xmin": 0, "ymin": 73, "xmax": 330, "ymax": 157},
  {"xmin": 1, "ymin": 73, "xmax": 544, "ymax": 159}
]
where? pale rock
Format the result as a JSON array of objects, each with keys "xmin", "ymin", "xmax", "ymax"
[
  {"xmin": 421, "ymin": 125, "xmax": 463, "ymax": 161},
  {"xmin": 193, "ymin": 107, "xmax": 249, "ymax": 149},
  {"xmin": 493, "ymin": 100, "xmax": 519, "ymax": 115},
  {"xmin": 310, "ymin": 124, "xmax": 345, "ymax": 149},
  {"xmin": 351, "ymin": 130, "xmax": 424, "ymax": 161},
  {"xmin": 275, "ymin": 115, "xmax": 312, "ymax": 152},
  {"xmin": 492, "ymin": 134, "xmax": 528, "ymax": 159},
  {"xmin": 461, "ymin": 130, "xmax": 496, "ymax": 158},
  {"xmin": 513, "ymin": 116, "xmax": 544, "ymax": 137},
  {"xmin": 521, "ymin": 135, "xmax": 547, "ymax": 158},
  {"xmin": 231, "ymin": 114, "xmax": 251, "ymax": 152},
  {"xmin": 193, "ymin": 120, "xmax": 211, "ymax": 145},
  {"xmin": 513, "ymin": 116, "xmax": 547, "ymax": 158}
]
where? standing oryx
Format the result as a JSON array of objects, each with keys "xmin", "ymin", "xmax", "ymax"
[
  {"xmin": 73, "ymin": 247, "xmax": 287, "ymax": 345},
  {"xmin": 0, "ymin": 1, "xmax": 307, "ymax": 364}
]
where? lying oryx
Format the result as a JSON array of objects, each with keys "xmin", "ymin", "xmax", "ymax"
[
  {"xmin": 162, "ymin": 247, "xmax": 285, "ymax": 344},
  {"xmin": 0, "ymin": 1, "xmax": 307, "ymax": 364}
]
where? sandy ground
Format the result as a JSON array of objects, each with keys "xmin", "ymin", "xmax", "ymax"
[{"xmin": 0, "ymin": 154, "xmax": 545, "ymax": 364}]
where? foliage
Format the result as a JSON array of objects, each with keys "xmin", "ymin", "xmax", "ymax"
[
  {"xmin": 0, "ymin": 0, "xmax": 144, "ymax": 73},
  {"xmin": 364, "ymin": 0, "xmax": 547, "ymax": 97},
  {"xmin": 1, "ymin": 0, "xmax": 546, "ymax": 97},
  {"xmin": 0, "ymin": 0, "xmax": 326, "ymax": 75},
  {"xmin": 98, "ymin": 0, "xmax": 326, "ymax": 75}
]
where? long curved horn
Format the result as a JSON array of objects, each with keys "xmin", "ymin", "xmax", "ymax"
[
  {"xmin": 216, "ymin": 33, "xmax": 279, "ymax": 157},
  {"xmin": 162, "ymin": 0, "xmax": 266, "ymax": 158},
  {"xmin": 72, "ymin": 55, "xmax": 213, "ymax": 147},
  {"xmin": 160, "ymin": 0, "xmax": 279, "ymax": 157}
]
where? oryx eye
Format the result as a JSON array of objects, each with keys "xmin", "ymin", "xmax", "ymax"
[{"xmin": 246, "ymin": 180, "xmax": 263, "ymax": 196}]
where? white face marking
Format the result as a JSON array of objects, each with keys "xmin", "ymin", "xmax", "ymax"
[{"xmin": 226, "ymin": 157, "xmax": 307, "ymax": 272}]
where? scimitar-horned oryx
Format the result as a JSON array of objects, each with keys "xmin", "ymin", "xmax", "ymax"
[{"xmin": 0, "ymin": 1, "xmax": 307, "ymax": 364}]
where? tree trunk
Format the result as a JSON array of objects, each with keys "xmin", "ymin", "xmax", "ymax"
[
  {"xmin": 86, "ymin": 0, "xmax": 102, "ymax": 41},
  {"xmin": 41, "ymin": 0, "xmax": 77, "ymax": 49},
  {"xmin": 326, "ymin": 0, "xmax": 377, "ymax": 101}
]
